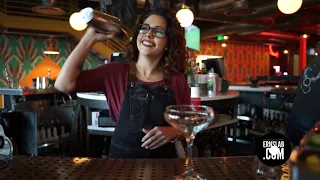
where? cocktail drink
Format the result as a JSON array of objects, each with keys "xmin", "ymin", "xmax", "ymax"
[{"xmin": 165, "ymin": 105, "xmax": 214, "ymax": 180}]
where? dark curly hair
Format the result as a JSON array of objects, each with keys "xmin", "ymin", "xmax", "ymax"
[{"xmin": 124, "ymin": 8, "xmax": 188, "ymax": 75}]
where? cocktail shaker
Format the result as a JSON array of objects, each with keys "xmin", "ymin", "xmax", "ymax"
[{"xmin": 75, "ymin": 7, "xmax": 128, "ymax": 40}]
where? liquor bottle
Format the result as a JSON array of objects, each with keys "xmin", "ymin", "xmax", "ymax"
[
  {"xmin": 236, "ymin": 122, "xmax": 241, "ymax": 137},
  {"xmin": 201, "ymin": 63, "xmax": 207, "ymax": 74},
  {"xmin": 48, "ymin": 68, "xmax": 51, "ymax": 79},
  {"xmin": 260, "ymin": 116, "xmax": 267, "ymax": 134},
  {"xmin": 244, "ymin": 122, "xmax": 249, "ymax": 136},
  {"xmin": 252, "ymin": 115, "xmax": 258, "ymax": 131},
  {"xmin": 264, "ymin": 114, "xmax": 272, "ymax": 133},
  {"xmin": 195, "ymin": 63, "xmax": 200, "ymax": 74},
  {"xmin": 229, "ymin": 125, "xmax": 234, "ymax": 137},
  {"xmin": 186, "ymin": 66, "xmax": 193, "ymax": 88}
]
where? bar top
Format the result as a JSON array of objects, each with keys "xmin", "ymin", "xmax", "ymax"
[
  {"xmin": 1, "ymin": 155, "xmax": 289, "ymax": 180},
  {"xmin": 230, "ymin": 85, "xmax": 297, "ymax": 93},
  {"xmin": 0, "ymin": 88, "xmax": 59, "ymax": 96},
  {"xmin": 77, "ymin": 90, "xmax": 240, "ymax": 102}
]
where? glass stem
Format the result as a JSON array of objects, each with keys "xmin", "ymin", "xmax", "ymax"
[{"xmin": 185, "ymin": 134, "xmax": 195, "ymax": 175}]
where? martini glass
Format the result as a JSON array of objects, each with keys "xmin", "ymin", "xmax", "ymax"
[{"xmin": 164, "ymin": 105, "xmax": 214, "ymax": 180}]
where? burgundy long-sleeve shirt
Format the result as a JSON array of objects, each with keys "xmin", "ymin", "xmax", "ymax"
[{"xmin": 75, "ymin": 62, "xmax": 191, "ymax": 122}]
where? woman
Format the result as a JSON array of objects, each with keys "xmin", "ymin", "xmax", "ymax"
[{"xmin": 55, "ymin": 9, "xmax": 191, "ymax": 158}]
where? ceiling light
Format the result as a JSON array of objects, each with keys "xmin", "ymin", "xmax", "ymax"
[
  {"xmin": 223, "ymin": 36, "xmax": 229, "ymax": 40},
  {"xmin": 302, "ymin": 34, "xmax": 308, "ymax": 38},
  {"xmin": 69, "ymin": 12, "xmax": 88, "ymax": 31},
  {"xmin": 277, "ymin": 0, "xmax": 302, "ymax": 14},
  {"xmin": 316, "ymin": 52, "xmax": 318, "ymax": 56},
  {"xmin": 221, "ymin": 43, "xmax": 227, "ymax": 48},
  {"xmin": 176, "ymin": 5, "xmax": 194, "ymax": 28},
  {"xmin": 44, "ymin": 37, "xmax": 59, "ymax": 55},
  {"xmin": 284, "ymin": 50, "xmax": 288, "ymax": 54}
]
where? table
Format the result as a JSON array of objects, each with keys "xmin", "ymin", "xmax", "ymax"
[{"xmin": 1, "ymin": 155, "xmax": 290, "ymax": 180}]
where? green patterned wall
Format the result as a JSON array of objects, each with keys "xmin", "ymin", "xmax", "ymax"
[{"xmin": 0, "ymin": 34, "xmax": 102, "ymax": 87}]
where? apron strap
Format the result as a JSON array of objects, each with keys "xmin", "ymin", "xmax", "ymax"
[
  {"xmin": 128, "ymin": 64, "xmax": 136, "ymax": 87},
  {"xmin": 163, "ymin": 72, "xmax": 171, "ymax": 90},
  {"xmin": 163, "ymin": 77, "xmax": 170, "ymax": 90}
]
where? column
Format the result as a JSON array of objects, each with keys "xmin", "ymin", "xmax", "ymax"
[{"xmin": 299, "ymin": 35, "xmax": 307, "ymax": 72}]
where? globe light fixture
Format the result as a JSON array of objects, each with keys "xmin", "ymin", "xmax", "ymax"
[
  {"xmin": 69, "ymin": 12, "xmax": 87, "ymax": 31},
  {"xmin": 44, "ymin": 37, "xmax": 59, "ymax": 55},
  {"xmin": 176, "ymin": 5, "xmax": 194, "ymax": 28},
  {"xmin": 277, "ymin": 0, "xmax": 302, "ymax": 14}
]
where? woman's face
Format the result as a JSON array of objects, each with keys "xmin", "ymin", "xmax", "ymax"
[{"xmin": 136, "ymin": 15, "xmax": 168, "ymax": 58}]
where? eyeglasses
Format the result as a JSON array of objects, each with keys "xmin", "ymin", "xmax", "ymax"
[{"xmin": 138, "ymin": 24, "xmax": 166, "ymax": 38}]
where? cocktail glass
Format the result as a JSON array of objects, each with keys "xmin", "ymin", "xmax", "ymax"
[{"xmin": 164, "ymin": 105, "xmax": 215, "ymax": 180}]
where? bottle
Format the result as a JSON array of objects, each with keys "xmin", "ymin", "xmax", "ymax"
[
  {"xmin": 252, "ymin": 115, "xmax": 257, "ymax": 131},
  {"xmin": 195, "ymin": 63, "xmax": 200, "ymax": 74},
  {"xmin": 260, "ymin": 117, "xmax": 266, "ymax": 134},
  {"xmin": 230, "ymin": 125, "xmax": 234, "ymax": 137},
  {"xmin": 236, "ymin": 122, "xmax": 241, "ymax": 137},
  {"xmin": 47, "ymin": 68, "xmax": 51, "ymax": 79},
  {"xmin": 186, "ymin": 66, "xmax": 193, "ymax": 88},
  {"xmin": 201, "ymin": 63, "xmax": 207, "ymax": 74},
  {"xmin": 244, "ymin": 122, "xmax": 249, "ymax": 136}
]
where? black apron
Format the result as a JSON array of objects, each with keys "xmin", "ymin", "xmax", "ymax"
[{"xmin": 108, "ymin": 64, "xmax": 177, "ymax": 158}]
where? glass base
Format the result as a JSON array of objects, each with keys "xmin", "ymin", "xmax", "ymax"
[{"xmin": 174, "ymin": 171, "xmax": 207, "ymax": 180}]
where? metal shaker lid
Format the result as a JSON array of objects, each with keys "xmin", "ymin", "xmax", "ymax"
[{"xmin": 78, "ymin": 7, "xmax": 94, "ymax": 24}]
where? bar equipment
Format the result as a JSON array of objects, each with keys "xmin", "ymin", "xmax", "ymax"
[
  {"xmin": 73, "ymin": 7, "xmax": 127, "ymax": 40},
  {"xmin": 0, "ymin": 124, "xmax": 13, "ymax": 159}
]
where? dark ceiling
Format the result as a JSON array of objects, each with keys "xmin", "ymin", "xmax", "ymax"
[
  {"xmin": 3, "ymin": 0, "xmax": 316, "ymax": 50},
  {"xmin": 79, "ymin": 0, "xmax": 320, "ymax": 49}
]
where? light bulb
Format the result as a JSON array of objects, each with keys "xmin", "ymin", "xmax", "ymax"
[
  {"xmin": 284, "ymin": 50, "xmax": 288, "ymax": 54},
  {"xmin": 69, "ymin": 12, "xmax": 88, "ymax": 31},
  {"xmin": 221, "ymin": 43, "xmax": 227, "ymax": 47},
  {"xmin": 277, "ymin": 0, "xmax": 302, "ymax": 14},
  {"xmin": 176, "ymin": 8, "xmax": 194, "ymax": 27}
]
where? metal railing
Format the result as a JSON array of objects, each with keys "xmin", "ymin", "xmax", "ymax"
[{"xmin": 0, "ymin": 0, "xmax": 131, "ymax": 53}]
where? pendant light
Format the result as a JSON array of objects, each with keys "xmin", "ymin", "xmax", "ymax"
[
  {"xmin": 277, "ymin": 0, "xmax": 302, "ymax": 14},
  {"xmin": 176, "ymin": 4, "xmax": 194, "ymax": 28},
  {"xmin": 44, "ymin": 36, "xmax": 59, "ymax": 55}
]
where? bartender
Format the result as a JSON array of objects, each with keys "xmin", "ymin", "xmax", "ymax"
[
  {"xmin": 54, "ymin": 9, "xmax": 190, "ymax": 158},
  {"xmin": 287, "ymin": 41, "xmax": 320, "ymax": 145}
]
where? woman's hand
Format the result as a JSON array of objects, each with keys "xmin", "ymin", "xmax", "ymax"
[
  {"xmin": 141, "ymin": 126, "xmax": 180, "ymax": 150},
  {"xmin": 82, "ymin": 25, "xmax": 120, "ymax": 45}
]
